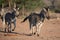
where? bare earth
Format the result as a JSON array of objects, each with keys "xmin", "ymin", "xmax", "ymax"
[{"xmin": 0, "ymin": 18, "xmax": 60, "ymax": 40}]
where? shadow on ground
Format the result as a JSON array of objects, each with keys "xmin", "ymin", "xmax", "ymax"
[{"xmin": 0, "ymin": 30, "xmax": 32, "ymax": 36}]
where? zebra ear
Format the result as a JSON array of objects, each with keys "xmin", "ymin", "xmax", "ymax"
[{"xmin": 43, "ymin": 8, "xmax": 47, "ymax": 12}]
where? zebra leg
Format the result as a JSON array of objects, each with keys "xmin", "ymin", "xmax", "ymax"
[
  {"xmin": 36, "ymin": 23, "xmax": 39, "ymax": 36},
  {"xmin": 32, "ymin": 26, "xmax": 36, "ymax": 35},
  {"xmin": 10, "ymin": 23, "xmax": 11, "ymax": 32},
  {"xmin": 30, "ymin": 26, "xmax": 32, "ymax": 35},
  {"xmin": 8, "ymin": 22, "xmax": 11, "ymax": 33},
  {"xmin": 36, "ymin": 22, "xmax": 43, "ymax": 36},
  {"xmin": 29, "ymin": 24, "xmax": 33, "ymax": 36},
  {"xmin": 30, "ymin": 25, "xmax": 36, "ymax": 35},
  {"xmin": 4, "ymin": 23, "xmax": 7, "ymax": 32},
  {"xmin": 38, "ymin": 22, "xmax": 43, "ymax": 36},
  {"xmin": 2, "ymin": 20, "xmax": 5, "ymax": 32},
  {"xmin": 12, "ymin": 19, "xmax": 16, "ymax": 31}
]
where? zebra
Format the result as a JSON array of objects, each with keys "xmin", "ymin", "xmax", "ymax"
[
  {"xmin": 0, "ymin": 8, "xmax": 19, "ymax": 33},
  {"xmin": 21, "ymin": 7, "xmax": 50, "ymax": 36}
]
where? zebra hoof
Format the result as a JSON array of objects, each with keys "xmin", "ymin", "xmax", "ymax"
[
  {"xmin": 34, "ymin": 33, "xmax": 36, "ymax": 35},
  {"xmin": 37, "ymin": 34, "xmax": 39, "ymax": 36},
  {"xmin": 12, "ymin": 29, "xmax": 14, "ymax": 31}
]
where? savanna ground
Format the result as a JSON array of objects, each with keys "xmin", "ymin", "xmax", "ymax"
[{"xmin": 0, "ymin": 15, "xmax": 60, "ymax": 40}]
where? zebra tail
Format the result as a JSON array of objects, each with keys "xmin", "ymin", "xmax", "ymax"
[{"xmin": 21, "ymin": 16, "xmax": 29, "ymax": 23}]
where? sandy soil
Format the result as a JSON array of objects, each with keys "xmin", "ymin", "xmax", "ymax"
[{"xmin": 0, "ymin": 18, "xmax": 60, "ymax": 40}]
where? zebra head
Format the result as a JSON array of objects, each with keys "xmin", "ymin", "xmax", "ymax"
[{"xmin": 42, "ymin": 7, "xmax": 50, "ymax": 20}]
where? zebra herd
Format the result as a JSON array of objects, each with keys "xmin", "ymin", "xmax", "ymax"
[{"xmin": 0, "ymin": 7, "xmax": 50, "ymax": 36}]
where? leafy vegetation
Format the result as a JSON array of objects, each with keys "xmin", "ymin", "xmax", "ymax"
[{"xmin": 0, "ymin": 0, "xmax": 45, "ymax": 10}]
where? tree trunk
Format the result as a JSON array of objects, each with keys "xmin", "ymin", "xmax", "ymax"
[
  {"xmin": 9, "ymin": 1, "xmax": 11, "ymax": 9},
  {"xmin": 14, "ymin": 2, "xmax": 16, "ymax": 9},
  {"xmin": 22, "ymin": 5, "xmax": 25, "ymax": 16}
]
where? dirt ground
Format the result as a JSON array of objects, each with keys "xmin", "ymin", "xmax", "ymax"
[{"xmin": 0, "ymin": 18, "xmax": 60, "ymax": 40}]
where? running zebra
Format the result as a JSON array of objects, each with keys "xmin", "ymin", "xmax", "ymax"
[{"xmin": 21, "ymin": 7, "xmax": 50, "ymax": 36}]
